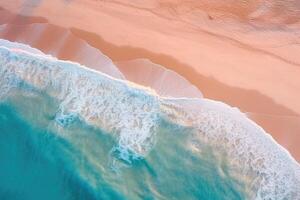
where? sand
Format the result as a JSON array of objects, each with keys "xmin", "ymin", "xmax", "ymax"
[{"xmin": 0, "ymin": 0, "xmax": 299, "ymax": 161}]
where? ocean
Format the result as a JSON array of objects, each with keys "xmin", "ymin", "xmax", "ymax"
[{"xmin": 0, "ymin": 41, "xmax": 299, "ymax": 200}]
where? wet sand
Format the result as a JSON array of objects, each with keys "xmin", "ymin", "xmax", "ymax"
[{"xmin": 0, "ymin": 1, "xmax": 299, "ymax": 161}]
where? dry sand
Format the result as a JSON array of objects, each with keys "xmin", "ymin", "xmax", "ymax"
[{"xmin": 0, "ymin": 0, "xmax": 299, "ymax": 161}]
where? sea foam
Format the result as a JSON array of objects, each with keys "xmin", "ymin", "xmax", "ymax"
[{"xmin": 0, "ymin": 42, "xmax": 299, "ymax": 199}]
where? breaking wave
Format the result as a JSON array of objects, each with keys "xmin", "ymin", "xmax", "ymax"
[{"xmin": 0, "ymin": 41, "xmax": 299, "ymax": 199}]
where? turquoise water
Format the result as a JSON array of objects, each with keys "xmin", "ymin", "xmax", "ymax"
[
  {"xmin": 0, "ymin": 89, "xmax": 244, "ymax": 200},
  {"xmin": 0, "ymin": 42, "xmax": 299, "ymax": 199}
]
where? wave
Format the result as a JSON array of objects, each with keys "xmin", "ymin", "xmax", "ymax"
[
  {"xmin": 0, "ymin": 44, "xmax": 160, "ymax": 159},
  {"xmin": 0, "ymin": 42, "xmax": 299, "ymax": 199},
  {"xmin": 160, "ymin": 98, "xmax": 300, "ymax": 199}
]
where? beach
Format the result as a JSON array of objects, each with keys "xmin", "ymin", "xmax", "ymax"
[
  {"xmin": 0, "ymin": 1, "xmax": 300, "ymax": 199},
  {"xmin": 1, "ymin": 0, "xmax": 299, "ymax": 161}
]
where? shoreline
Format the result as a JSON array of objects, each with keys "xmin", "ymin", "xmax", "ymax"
[{"xmin": 0, "ymin": 1, "xmax": 299, "ymax": 162}]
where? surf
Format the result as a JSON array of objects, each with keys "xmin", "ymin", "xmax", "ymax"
[{"xmin": 0, "ymin": 41, "xmax": 299, "ymax": 199}]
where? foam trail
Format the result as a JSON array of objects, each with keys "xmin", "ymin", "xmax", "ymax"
[{"xmin": 0, "ymin": 43, "xmax": 299, "ymax": 199}]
